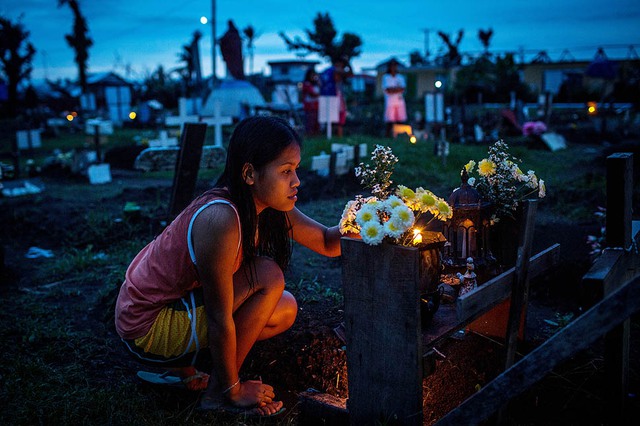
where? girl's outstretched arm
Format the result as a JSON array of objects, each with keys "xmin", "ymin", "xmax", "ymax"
[{"xmin": 287, "ymin": 207, "xmax": 343, "ymax": 257}]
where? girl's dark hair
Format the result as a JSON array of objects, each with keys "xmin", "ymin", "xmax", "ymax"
[
  {"xmin": 304, "ymin": 67, "xmax": 316, "ymax": 82},
  {"xmin": 214, "ymin": 115, "xmax": 301, "ymax": 277}
]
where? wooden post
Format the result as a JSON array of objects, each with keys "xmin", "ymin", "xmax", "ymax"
[
  {"xmin": 504, "ymin": 199, "xmax": 538, "ymax": 368},
  {"xmin": 168, "ymin": 123, "xmax": 207, "ymax": 219},
  {"xmin": 604, "ymin": 152, "xmax": 633, "ymax": 420},
  {"xmin": 341, "ymin": 238, "xmax": 423, "ymax": 425}
]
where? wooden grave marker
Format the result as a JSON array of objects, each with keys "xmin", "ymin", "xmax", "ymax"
[{"xmin": 168, "ymin": 123, "xmax": 208, "ymax": 218}]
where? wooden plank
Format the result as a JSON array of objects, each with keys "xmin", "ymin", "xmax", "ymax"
[
  {"xmin": 455, "ymin": 244, "xmax": 560, "ymax": 324},
  {"xmin": 435, "ymin": 274, "xmax": 640, "ymax": 426},
  {"xmin": 168, "ymin": 123, "xmax": 207, "ymax": 218},
  {"xmin": 505, "ymin": 200, "xmax": 537, "ymax": 368},
  {"xmin": 604, "ymin": 152, "xmax": 633, "ymax": 421},
  {"xmin": 341, "ymin": 238, "xmax": 423, "ymax": 426},
  {"xmin": 298, "ymin": 391, "xmax": 349, "ymax": 426},
  {"xmin": 606, "ymin": 153, "xmax": 632, "ymax": 249}
]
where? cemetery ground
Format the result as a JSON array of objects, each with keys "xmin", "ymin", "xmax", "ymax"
[{"xmin": 1, "ymin": 130, "xmax": 640, "ymax": 425}]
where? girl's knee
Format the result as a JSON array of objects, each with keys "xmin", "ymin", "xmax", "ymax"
[
  {"xmin": 280, "ymin": 291, "xmax": 298, "ymax": 328},
  {"xmin": 254, "ymin": 257, "xmax": 285, "ymax": 293}
]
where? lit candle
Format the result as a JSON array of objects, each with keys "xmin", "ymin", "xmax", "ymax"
[{"xmin": 412, "ymin": 229, "xmax": 422, "ymax": 245}]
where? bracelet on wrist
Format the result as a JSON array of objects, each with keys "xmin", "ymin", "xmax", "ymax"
[{"xmin": 222, "ymin": 378, "xmax": 240, "ymax": 395}]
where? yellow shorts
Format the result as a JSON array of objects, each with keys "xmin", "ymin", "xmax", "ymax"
[{"xmin": 123, "ymin": 289, "xmax": 209, "ymax": 367}]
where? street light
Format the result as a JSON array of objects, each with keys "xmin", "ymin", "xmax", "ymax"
[
  {"xmin": 435, "ymin": 80, "xmax": 443, "ymax": 89},
  {"xmin": 200, "ymin": 16, "xmax": 208, "ymax": 25}
]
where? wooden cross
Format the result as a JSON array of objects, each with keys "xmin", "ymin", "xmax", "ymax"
[
  {"xmin": 167, "ymin": 123, "xmax": 208, "ymax": 219},
  {"xmin": 582, "ymin": 152, "xmax": 638, "ymax": 423}
]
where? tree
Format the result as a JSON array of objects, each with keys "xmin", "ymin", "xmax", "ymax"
[
  {"xmin": 58, "ymin": 0, "xmax": 93, "ymax": 92},
  {"xmin": 279, "ymin": 12, "xmax": 362, "ymax": 64},
  {"xmin": 478, "ymin": 28, "xmax": 493, "ymax": 55},
  {"xmin": 176, "ymin": 31, "xmax": 203, "ymax": 97},
  {"xmin": 436, "ymin": 29, "xmax": 464, "ymax": 67},
  {"xmin": 141, "ymin": 65, "xmax": 180, "ymax": 109},
  {"xmin": 409, "ymin": 50, "xmax": 427, "ymax": 66},
  {"xmin": 243, "ymin": 25, "xmax": 259, "ymax": 75},
  {"xmin": 0, "ymin": 15, "xmax": 36, "ymax": 117}
]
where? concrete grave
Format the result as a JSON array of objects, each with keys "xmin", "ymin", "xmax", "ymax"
[
  {"xmin": 134, "ymin": 145, "xmax": 225, "ymax": 172},
  {"xmin": 148, "ymin": 130, "xmax": 178, "ymax": 148}
]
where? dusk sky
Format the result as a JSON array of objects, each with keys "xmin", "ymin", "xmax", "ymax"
[{"xmin": 3, "ymin": 0, "xmax": 639, "ymax": 83}]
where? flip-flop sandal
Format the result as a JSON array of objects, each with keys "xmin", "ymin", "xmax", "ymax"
[
  {"xmin": 136, "ymin": 370, "xmax": 209, "ymax": 390},
  {"xmin": 137, "ymin": 371, "xmax": 183, "ymax": 388}
]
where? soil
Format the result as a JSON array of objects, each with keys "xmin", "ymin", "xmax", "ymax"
[{"xmin": 1, "ymin": 166, "xmax": 639, "ymax": 425}]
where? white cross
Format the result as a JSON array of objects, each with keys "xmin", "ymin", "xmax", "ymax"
[
  {"xmin": 199, "ymin": 100, "xmax": 232, "ymax": 148},
  {"xmin": 165, "ymin": 98, "xmax": 200, "ymax": 129}
]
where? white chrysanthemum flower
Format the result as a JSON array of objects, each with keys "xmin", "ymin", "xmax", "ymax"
[
  {"xmin": 355, "ymin": 204, "xmax": 378, "ymax": 226},
  {"xmin": 390, "ymin": 204, "xmax": 415, "ymax": 229},
  {"xmin": 385, "ymin": 195, "xmax": 404, "ymax": 210},
  {"xmin": 361, "ymin": 221, "xmax": 385, "ymax": 245},
  {"xmin": 384, "ymin": 218, "xmax": 407, "ymax": 239}
]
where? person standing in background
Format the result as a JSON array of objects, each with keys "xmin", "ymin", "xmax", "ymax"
[
  {"xmin": 301, "ymin": 68, "xmax": 320, "ymax": 136},
  {"xmin": 382, "ymin": 59, "xmax": 407, "ymax": 138},
  {"xmin": 320, "ymin": 56, "xmax": 351, "ymax": 138}
]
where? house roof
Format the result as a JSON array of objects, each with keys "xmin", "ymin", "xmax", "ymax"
[{"xmin": 87, "ymin": 72, "xmax": 132, "ymax": 87}]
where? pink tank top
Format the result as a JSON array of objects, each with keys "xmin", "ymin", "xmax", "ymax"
[{"xmin": 115, "ymin": 188, "xmax": 241, "ymax": 339}]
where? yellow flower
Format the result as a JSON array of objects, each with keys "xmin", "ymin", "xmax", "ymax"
[
  {"xmin": 478, "ymin": 159, "xmax": 496, "ymax": 176},
  {"xmin": 464, "ymin": 160, "xmax": 476, "ymax": 173},
  {"xmin": 396, "ymin": 185, "xmax": 415, "ymax": 201},
  {"xmin": 436, "ymin": 200, "xmax": 452, "ymax": 219},
  {"xmin": 418, "ymin": 190, "xmax": 436, "ymax": 208}
]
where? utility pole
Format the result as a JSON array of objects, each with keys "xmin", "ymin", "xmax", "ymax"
[
  {"xmin": 211, "ymin": 0, "xmax": 217, "ymax": 83},
  {"xmin": 422, "ymin": 28, "xmax": 431, "ymax": 63}
]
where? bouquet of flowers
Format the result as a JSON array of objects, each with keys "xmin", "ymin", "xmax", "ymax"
[
  {"xmin": 339, "ymin": 145, "xmax": 452, "ymax": 246},
  {"xmin": 462, "ymin": 140, "xmax": 546, "ymax": 222}
]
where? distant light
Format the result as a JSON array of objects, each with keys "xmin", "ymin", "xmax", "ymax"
[
  {"xmin": 129, "ymin": 111, "xmax": 137, "ymax": 120},
  {"xmin": 587, "ymin": 101, "xmax": 597, "ymax": 116},
  {"xmin": 200, "ymin": 16, "xmax": 208, "ymax": 25},
  {"xmin": 410, "ymin": 135, "xmax": 417, "ymax": 144},
  {"xmin": 435, "ymin": 80, "xmax": 443, "ymax": 89},
  {"xmin": 66, "ymin": 114, "xmax": 74, "ymax": 122},
  {"xmin": 71, "ymin": 111, "xmax": 78, "ymax": 117}
]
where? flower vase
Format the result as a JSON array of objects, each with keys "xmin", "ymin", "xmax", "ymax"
[{"xmin": 340, "ymin": 237, "xmax": 425, "ymax": 424}]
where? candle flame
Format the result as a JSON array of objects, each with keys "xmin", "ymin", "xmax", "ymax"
[{"xmin": 412, "ymin": 228, "xmax": 422, "ymax": 245}]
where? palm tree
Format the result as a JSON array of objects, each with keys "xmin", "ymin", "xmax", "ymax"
[
  {"xmin": 0, "ymin": 16, "xmax": 36, "ymax": 117},
  {"xmin": 58, "ymin": 0, "xmax": 93, "ymax": 92},
  {"xmin": 478, "ymin": 28, "xmax": 493, "ymax": 56},
  {"xmin": 242, "ymin": 25, "xmax": 258, "ymax": 75}
]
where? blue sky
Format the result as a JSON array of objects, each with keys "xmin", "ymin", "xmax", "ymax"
[{"xmin": 2, "ymin": 0, "xmax": 639, "ymax": 82}]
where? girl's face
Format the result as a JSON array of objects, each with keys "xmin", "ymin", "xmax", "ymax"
[{"xmin": 248, "ymin": 143, "xmax": 301, "ymax": 213}]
